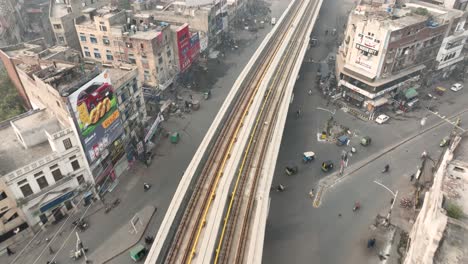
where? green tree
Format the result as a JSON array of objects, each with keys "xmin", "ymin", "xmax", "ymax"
[{"xmin": 0, "ymin": 69, "xmax": 25, "ymax": 121}]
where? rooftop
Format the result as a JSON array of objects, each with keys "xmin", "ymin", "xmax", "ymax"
[
  {"xmin": 0, "ymin": 110, "xmax": 61, "ymax": 175},
  {"xmin": 106, "ymin": 66, "xmax": 138, "ymax": 88},
  {"xmin": 130, "ymin": 30, "xmax": 162, "ymax": 40},
  {"xmin": 50, "ymin": 0, "xmax": 72, "ymax": 18},
  {"xmin": 0, "ymin": 39, "xmax": 47, "ymax": 58},
  {"xmin": 75, "ymin": 6, "xmax": 123, "ymax": 26},
  {"xmin": 352, "ymin": 0, "xmax": 464, "ymax": 31}
]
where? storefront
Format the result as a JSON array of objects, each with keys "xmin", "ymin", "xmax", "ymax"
[{"xmin": 343, "ymin": 90, "xmax": 365, "ymax": 107}]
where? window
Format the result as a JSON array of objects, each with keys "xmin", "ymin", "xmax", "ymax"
[
  {"xmin": 51, "ymin": 169, "xmax": 63, "ymax": 181},
  {"xmin": 0, "ymin": 191, "xmax": 7, "ymax": 201},
  {"xmin": 144, "ymin": 71, "xmax": 150, "ymax": 82},
  {"xmin": 90, "ymin": 36, "xmax": 98, "ymax": 43},
  {"xmin": 56, "ymin": 101, "xmax": 61, "ymax": 107},
  {"xmin": 106, "ymin": 54, "xmax": 114, "ymax": 61},
  {"xmin": 36, "ymin": 176, "xmax": 49, "ymax": 189},
  {"xmin": 140, "ymin": 43, "xmax": 144, "ymax": 49},
  {"xmin": 58, "ymin": 36, "xmax": 65, "ymax": 43},
  {"xmin": 71, "ymin": 160, "xmax": 80, "ymax": 170},
  {"xmin": 53, "ymin": 24, "xmax": 62, "ymax": 29},
  {"xmin": 69, "ymin": 155, "xmax": 76, "ymax": 160},
  {"xmin": 76, "ymin": 175, "xmax": 85, "ymax": 185},
  {"xmin": 94, "ymin": 52, "xmax": 101, "ymax": 59},
  {"xmin": 167, "ymin": 50, "xmax": 171, "ymax": 57},
  {"xmin": 80, "ymin": 35, "xmax": 87, "ymax": 42},
  {"xmin": 158, "ymin": 57, "xmax": 163, "ymax": 64},
  {"xmin": 5, "ymin": 213, "xmax": 18, "ymax": 223},
  {"xmin": 20, "ymin": 184, "xmax": 33, "ymax": 197},
  {"xmin": 63, "ymin": 138, "xmax": 72, "ymax": 149},
  {"xmin": 128, "ymin": 54, "xmax": 136, "ymax": 64},
  {"xmin": 99, "ymin": 25, "xmax": 107, "ymax": 31},
  {"xmin": 103, "ymin": 37, "xmax": 110, "ymax": 45},
  {"xmin": 85, "ymin": 51, "xmax": 91, "ymax": 57},
  {"xmin": 126, "ymin": 42, "xmax": 133, "ymax": 48}
]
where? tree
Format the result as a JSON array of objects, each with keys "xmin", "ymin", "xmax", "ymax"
[{"xmin": 0, "ymin": 69, "xmax": 25, "ymax": 121}]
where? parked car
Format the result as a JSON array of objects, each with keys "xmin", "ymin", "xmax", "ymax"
[
  {"xmin": 77, "ymin": 83, "xmax": 114, "ymax": 111},
  {"xmin": 375, "ymin": 114, "xmax": 390, "ymax": 124},
  {"xmin": 450, "ymin": 83, "xmax": 463, "ymax": 92}
]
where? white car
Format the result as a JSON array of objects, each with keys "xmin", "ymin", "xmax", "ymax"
[
  {"xmin": 450, "ymin": 83, "xmax": 463, "ymax": 92},
  {"xmin": 375, "ymin": 114, "xmax": 390, "ymax": 124}
]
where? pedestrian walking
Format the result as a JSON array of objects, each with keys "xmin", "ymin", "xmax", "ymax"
[
  {"xmin": 308, "ymin": 89, "xmax": 312, "ymax": 95},
  {"xmin": 296, "ymin": 109, "xmax": 301, "ymax": 117},
  {"xmin": 309, "ymin": 189, "xmax": 314, "ymax": 199},
  {"xmin": 189, "ymin": 94, "xmax": 193, "ymax": 100},
  {"xmin": 410, "ymin": 174, "xmax": 415, "ymax": 181}
]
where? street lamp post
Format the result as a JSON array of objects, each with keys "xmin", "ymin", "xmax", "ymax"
[{"xmin": 373, "ymin": 180, "xmax": 399, "ymax": 224}]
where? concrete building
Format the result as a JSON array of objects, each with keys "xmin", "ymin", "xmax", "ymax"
[
  {"xmin": 138, "ymin": 1, "xmax": 228, "ymax": 51},
  {"xmin": 0, "ymin": 39, "xmax": 82, "ymax": 110},
  {"xmin": 0, "ymin": 168, "xmax": 28, "ymax": 244},
  {"xmin": 0, "ymin": 0, "xmax": 28, "ymax": 47},
  {"xmin": 0, "ymin": 110, "xmax": 92, "ymax": 228},
  {"xmin": 75, "ymin": 7, "xmax": 178, "ymax": 89},
  {"xmin": 422, "ymin": 0, "xmax": 468, "ymax": 11},
  {"xmin": 404, "ymin": 134, "xmax": 468, "ymax": 264},
  {"xmin": 13, "ymin": 59, "xmax": 147, "ymax": 191},
  {"xmin": 336, "ymin": 0, "xmax": 463, "ymax": 113},
  {"xmin": 49, "ymin": 0, "xmax": 110, "ymax": 50}
]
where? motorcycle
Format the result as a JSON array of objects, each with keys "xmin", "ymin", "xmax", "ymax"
[
  {"xmin": 285, "ymin": 166, "xmax": 298, "ymax": 176},
  {"xmin": 381, "ymin": 165, "xmax": 390, "ymax": 173},
  {"xmin": 276, "ymin": 184, "xmax": 286, "ymax": 192},
  {"xmin": 353, "ymin": 202, "xmax": 361, "ymax": 211},
  {"xmin": 144, "ymin": 183, "xmax": 152, "ymax": 191}
]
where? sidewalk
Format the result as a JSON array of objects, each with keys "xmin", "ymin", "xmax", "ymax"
[{"xmin": 88, "ymin": 206, "xmax": 156, "ymax": 264}]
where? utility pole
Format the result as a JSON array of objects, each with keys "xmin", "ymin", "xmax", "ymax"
[{"xmin": 373, "ymin": 181, "xmax": 399, "ymax": 224}]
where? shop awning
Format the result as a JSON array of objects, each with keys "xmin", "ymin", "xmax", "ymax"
[
  {"xmin": 346, "ymin": 92, "xmax": 365, "ymax": 101},
  {"xmin": 405, "ymin": 88, "xmax": 418, "ymax": 100},
  {"xmin": 370, "ymin": 97, "xmax": 388, "ymax": 107}
]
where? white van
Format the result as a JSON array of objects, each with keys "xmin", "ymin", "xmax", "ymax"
[{"xmin": 271, "ymin": 17, "xmax": 276, "ymax": 25}]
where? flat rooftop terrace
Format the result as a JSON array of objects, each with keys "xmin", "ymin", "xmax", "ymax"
[{"xmin": 0, "ymin": 111, "xmax": 61, "ymax": 175}]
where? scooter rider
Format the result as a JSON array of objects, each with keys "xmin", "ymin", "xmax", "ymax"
[
  {"xmin": 382, "ymin": 164, "xmax": 390, "ymax": 173},
  {"xmin": 143, "ymin": 183, "xmax": 151, "ymax": 191},
  {"xmin": 277, "ymin": 184, "xmax": 285, "ymax": 192}
]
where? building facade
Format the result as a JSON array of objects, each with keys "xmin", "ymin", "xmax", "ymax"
[
  {"xmin": 49, "ymin": 0, "xmax": 110, "ymax": 50},
  {"xmin": 75, "ymin": 7, "xmax": 178, "ymax": 89},
  {"xmin": 336, "ymin": 1, "xmax": 462, "ymax": 113},
  {"xmin": 0, "ymin": 110, "xmax": 93, "ymax": 227}
]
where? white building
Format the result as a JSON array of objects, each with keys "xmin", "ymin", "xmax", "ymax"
[{"xmin": 0, "ymin": 110, "xmax": 93, "ymax": 227}]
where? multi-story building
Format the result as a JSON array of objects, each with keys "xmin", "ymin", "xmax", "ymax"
[
  {"xmin": 0, "ymin": 170, "xmax": 28, "ymax": 244},
  {"xmin": 75, "ymin": 7, "xmax": 178, "ymax": 90},
  {"xmin": 0, "ymin": 0, "xmax": 27, "ymax": 47},
  {"xmin": 336, "ymin": 0, "xmax": 463, "ymax": 113},
  {"xmin": 49, "ymin": 0, "xmax": 109, "ymax": 50},
  {"xmin": 0, "ymin": 39, "xmax": 82, "ymax": 110},
  {"xmin": 138, "ymin": 0, "xmax": 228, "ymax": 51},
  {"xmin": 13, "ymin": 59, "xmax": 146, "ymax": 191},
  {"xmin": 0, "ymin": 109, "xmax": 92, "ymax": 227}
]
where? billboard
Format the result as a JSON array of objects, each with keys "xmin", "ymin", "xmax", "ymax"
[
  {"xmin": 67, "ymin": 70, "xmax": 124, "ymax": 164},
  {"xmin": 176, "ymin": 24, "xmax": 200, "ymax": 72}
]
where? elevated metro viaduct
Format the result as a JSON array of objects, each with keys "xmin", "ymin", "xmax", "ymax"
[{"xmin": 145, "ymin": 0, "xmax": 324, "ymax": 262}]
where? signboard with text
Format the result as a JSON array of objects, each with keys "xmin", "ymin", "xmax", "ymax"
[
  {"xmin": 67, "ymin": 71, "xmax": 124, "ymax": 164},
  {"xmin": 176, "ymin": 24, "xmax": 200, "ymax": 72}
]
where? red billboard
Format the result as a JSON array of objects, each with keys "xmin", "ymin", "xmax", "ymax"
[{"xmin": 176, "ymin": 24, "xmax": 200, "ymax": 72}]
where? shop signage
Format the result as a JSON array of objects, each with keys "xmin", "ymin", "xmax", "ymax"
[{"xmin": 356, "ymin": 43, "xmax": 378, "ymax": 56}]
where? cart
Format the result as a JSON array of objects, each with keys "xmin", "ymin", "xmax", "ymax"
[
  {"xmin": 336, "ymin": 135, "xmax": 349, "ymax": 146},
  {"xmin": 303, "ymin": 151, "xmax": 315, "ymax": 163},
  {"xmin": 130, "ymin": 244, "xmax": 147, "ymax": 261}
]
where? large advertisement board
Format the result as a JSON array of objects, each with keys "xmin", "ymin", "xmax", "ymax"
[
  {"xmin": 67, "ymin": 71, "xmax": 124, "ymax": 164},
  {"xmin": 176, "ymin": 24, "xmax": 201, "ymax": 72}
]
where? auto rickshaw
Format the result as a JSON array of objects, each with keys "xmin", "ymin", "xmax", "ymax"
[
  {"xmin": 303, "ymin": 151, "xmax": 315, "ymax": 163},
  {"xmin": 435, "ymin": 86, "xmax": 446, "ymax": 96},
  {"xmin": 336, "ymin": 135, "xmax": 349, "ymax": 146},
  {"xmin": 360, "ymin": 136, "xmax": 372, "ymax": 146},
  {"xmin": 321, "ymin": 161, "xmax": 334, "ymax": 172},
  {"xmin": 440, "ymin": 137, "xmax": 450, "ymax": 147},
  {"xmin": 130, "ymin": 244, "xmax": 147, "ymax": 261}
]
